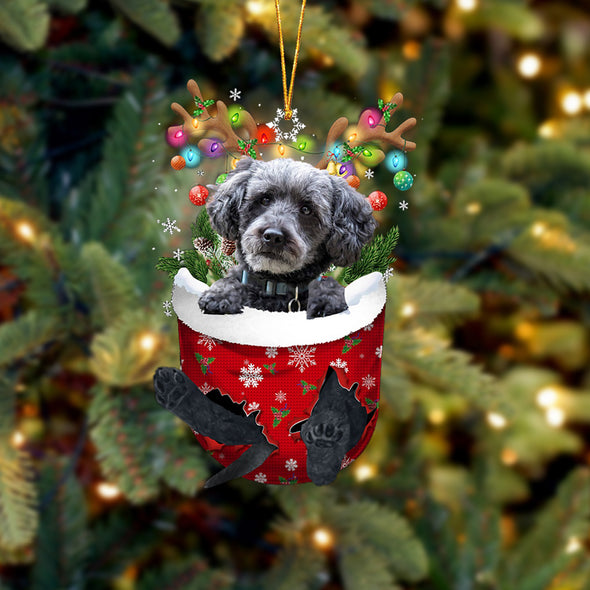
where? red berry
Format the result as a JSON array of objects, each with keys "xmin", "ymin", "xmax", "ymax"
[
  {"xmin": 171, "ymin": 155, "xmax": 186, "ymax": 170},
  {"xmin": 189, "ymin": 185, "xmax": 209, "ymax": 206},
  {"xmin": 367, "ymin": 190, "xmax": 388, "ymax": 211}
]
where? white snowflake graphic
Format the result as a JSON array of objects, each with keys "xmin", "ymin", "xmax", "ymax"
[
  {"xmin": 285, "ymin": 458, "xmax": 298, "ymax": 472},
  {"xmin": 197, "ymin": 334, "xmax": 218, "ymax": 351},
  {"xmin": 265, "ymin": 346, "xmax": 278, "ymax": 359},
  {"xmin": 267, "ymin": 107, "xmax": 306, "ymax": 142},
  {"xmin": 239, "ymin": 363, "xmax": 264, "ymax": 388},
  {"xmin": 341, "ymin": 455, "xmax": 354, "ymax": 469},
  {"xmin": 363, "ymin": 322, "xmax": 374, "ymax": 332},
  {"xmin": 197, "ymin": 169, "xmax": 205, "ymax": 176},
  {"xmin": 288, "ymin": 346, "xmax": 316, "ymax": 373},
  {"xmin": 375, "ymin": 345, "xmax": 383, "ymax": 359},
  {"xmin": 172, "ymin": 248, "xmax": 184, "ymax": 260},
  {"xmin": 162, "ymin": 300, "xmax": 173, "ymax": 317},
  {"xmin": 383, "ymin": 267, "xmax": 395, "ymax": 284},
  {"xmin": 254, "ymin": 472, "xmax": 267, "ymax": 484},
  {"xmin": 229, "ymin": 88, "xmax": 241, "ymax": 101},
  {"xmin": 160, "ymin": 217, "xmax": 181, "ymax": 234},
  {"xmin": 364, "ymin": 168, "xmax": 374, "ymax": 179},
  {"xmin": 362, "ymin": 375, "xmax": 377, "ymax": 389},
  {"xmin": 201, "ymin": 382, "xmax": 214, "ymax": 394},
  {"xmin": 275, "ymin": 390, "xmax": 287, "ymax": 403},
  {"xmin": 330, "ymin": 358, "xmax": 349, "ymax": 373},
  {"xmin": 399, "ymin": 200, "xmax": 409, "ymax": 210},
  {"xmin": 247, "ymin": 401, "xmax": 260, "ymax": 413}
]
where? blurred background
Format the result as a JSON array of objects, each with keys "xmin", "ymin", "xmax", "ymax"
[{"xmin": 1, "ymin": 0, "xmax": 590, "ymax": 588}]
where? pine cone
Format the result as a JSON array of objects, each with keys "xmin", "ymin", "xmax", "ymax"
[
  {"xmin": 220, "ymin": 237, "xmax": 236, "ymax": 256},
  {"xmin": 193, "ymin": 237, "xmax": 214, "ymax": 254}
]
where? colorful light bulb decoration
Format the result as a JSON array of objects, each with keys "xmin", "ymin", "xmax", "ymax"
[
  {"xmin": 181, "ymin": 146, "xmax": 201, "ymax": 168},
  {"xmin": 166, "ymin": 125, "xmax": 188, "ymax": 148},
  {"xmin": 200, "ymin": 138, "xmax": 225, "ymax": 159},
  {"xmin": 385, "ymin": 150, "xmax": 408, "ymax": 173},
  {"xmin": 360, "ymin": 107, "xmax": 383, "ymax": 130},
  {"xmin": 256, "ymin": 124, "xmax": 276, "ymax": 145}
]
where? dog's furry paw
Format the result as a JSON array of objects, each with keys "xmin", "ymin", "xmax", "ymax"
[
  {"xmin": 307, "ymin": 277, "xmax": 348, "ymax": 318},
  {"xmin": 199, "ymin": 289, "xmax": 243, "ymax": 314},
  {"xmin": 154, "ymin": 367, "xmax": 190, "ymax": 411}
]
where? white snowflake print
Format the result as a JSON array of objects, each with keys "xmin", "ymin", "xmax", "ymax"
[
  {"xmin": 383, "ymin": 267, "xmax": 395, "ymax": 284},
  {"xmin": 200, "ymin": 382, "xmax": 214, "ymax": 394},
  {"xmin": 197, "ymin": 334, "xmax": 218, "ymax": 351},
  {"xmin": 197, "ymin": 169, "xmax": 205, "ymax": 176},
  {"xmin": 160, "ymin": 217, "xmax": 181, "ymax": 234},
  {"xmin": 275, "ymin": 390, "xmax": 287, "ymax": 403},
  {"xmin": 254, "ymin": 472, "xmax": 267, "ymax": 484},
  {"xmin": 229, "ymin": 88, "xmax": 241, "ymax": 101},
  {"xmin": 265, "ymin": 346, "xmax": 278, "ymax": 359},
  {"xmin": 288, "ymin": 346, "xmax": 316, "ymax": 373},
  {"xmin": 362, "ymin": 375, "xmax": 377, "ymax": 389},
  {"xmin": 285, "ymin": 458, "xmax": 298, "ymax": 472},
  {"xmin": 363, "ymin": 322, "xmax": 374, "ymax": 332},
  {"xmin": 247, "ymin": 401, "xmax": 260, "ymax": 413},
  {"xmin": 162, "ymin": 300, "xmax": 173, "ymax": 317},
  {"xmin": 375, "ymin": 345, "xmax": 383, "ymax": 359},
  {"xmin": 399, "ymin": 200, "xmax": 409, "ymax": 210},
  {"xmin": 330, "ymin": 358, "xmax": 349, "ymax": 373},
  {"xmin": 267, "ymin": 107, "xmax": 306, "ymax": 142},
  {"xmin": 364, "ymin": 168, "xmax": 374, "ymax": 179},
  {"xmin": 172, "ymin": 248, "xmax": 184, "ymax": 260},
  {"xmin": 341, "ymin": 455, "xmax": 354, "ymax": 469},
  {"xmin": 239, "ymin": 363, "xmax": 264, "ymax": 388}
]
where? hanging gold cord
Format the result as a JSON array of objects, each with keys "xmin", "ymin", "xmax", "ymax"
[{"xmin": 275, "ymin": 0, "xmax": 307, "ymax": 120}]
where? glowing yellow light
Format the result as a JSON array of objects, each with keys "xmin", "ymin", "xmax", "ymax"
[
  {"xmin": 517, "ymin": 53, "xmax": 541, "ymax": 78},
  {"xmin": 354, "ymin": 463, "xmax": 377, "ymax": 482},
  {"xmin": 565, "ymin": 536, "xmax": 582, "ymax": 554},
  {"xmin": 584, "ymin": 89, "xmax": 590, "ymax": 109},
  {"xmin": 456, "ymin": 0, "xmax": 478, "ymax": 11},
  {"xmin": 501, "ymin": 448, "xmax": 518, "ymax": 466},
  {"xmin": 536, "ymin": 386, "xmax": 559, "ymax": 408},
  {"xmin": 192, "ymin": 118, "xmax": 199, "ymax": 128},
  {"xmin": 277, "ymin": 144, "xmax": 285, "ymax": 157},
  {"xmin": 487, "ymin": 412, "xmax": 507, "ymax": 430},
  {"xmin": 347, "ymin": 133, "xmax": 357, "ymax": 142},
  {"xmin": 138, "ymin": 332, "xmax": 158, "ymax": 352},
  {"xmin": 401, "ymin": 302, "xmax": 416, "ymax": 318},
  {"xmin": 531, "ymin": 222, "xmax": 546, "ymax": 237},
  {"xmin": 402, "ymin": 40, "xmax": 421, "ymax": 61},
  {"xmin": 312, "ymin": 527, "xmax": 334, "ymax": 549},
  {"xmin": 231, "ymin": 158, "xmax": 240, "ymax": 169},
  {"xmin": 561, "ymin": 91, "xmax": 583, "ymax": 115},
  {"xmin": 546, "ymin": 407, "xmax": 565, "ymax": 428},
  {"xmin": 96, "ymin": 482, "xmax": 121, "ymax": 499},
  {"xmin": 538, "ymin": 120, "xmax": 556, "ymax": 138},
  {"xmin": 465, "ymin": 202, "xmax": 481, "ymax": 215},
  {"xmin": 428, "ymin": 408, "xmax": 446, "ymax": 425},
  {"xmin": 246, "ymin": 0, "xmax": 267, "ymax": 16},
  {"xmin": 515, "ymin": 321, "xmax": 535, "ymax": 340},
  {"xmin": 11, "ymin": 430, "xmax": 25, "ymax": 448},
  {"xmin": 15, "ymin": 221, "xmax": 36, "ymax": 243}
]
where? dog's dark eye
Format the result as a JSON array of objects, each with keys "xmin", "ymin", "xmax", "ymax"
[
  {"xmin": 300, "ymin": 204, "xmax": 312, "ymax": 215},
  {"xmin": 260, "ymin": 196, "xmax": 271, "ymax": 206}
]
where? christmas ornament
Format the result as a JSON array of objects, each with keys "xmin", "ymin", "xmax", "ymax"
[
  {"xmin": 156, "ymin": 0, "xmax": 418, "ymax": 486},
  {"xmin": 166, "ymin": 125, "xmax": 187, "ymax": 148},
  {"xmin": 394, "ymin": 170, "xmax": 414, "ymax": 191},
  {"xmin": 347, "ymin": 175, "xmax": 361, "ymax": 189},
  {"xmin": 189, "ymin": 185, "xmax": 209, "ymax": 206},
  {"xmin": 170, "ymin": 155, "xmax": 185, "ymax": 170},
  {"xmin": 367, "ymin": 190, "xmax": 388, "ymax": 211}
]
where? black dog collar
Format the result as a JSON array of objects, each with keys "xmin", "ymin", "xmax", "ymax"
[{"xmin": 241, "ymin": 270, "xmax": 320, "ymax": 312}]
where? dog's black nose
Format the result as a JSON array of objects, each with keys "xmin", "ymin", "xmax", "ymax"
[{"xmin": 262, "ymin": 228, "xmax": 284, "ymax": 246}]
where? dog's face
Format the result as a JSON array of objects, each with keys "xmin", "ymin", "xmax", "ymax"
[{"xmin": 207, "ymin": 158, "xmax": 376, "ymax": 275}]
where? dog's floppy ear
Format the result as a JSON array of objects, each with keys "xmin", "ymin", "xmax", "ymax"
[
  {"xmin": 206, "ymin": 157, "xmax": 258, "ymax": 240},
  {"xmin": 325, "ymin": 175, "xmax": 377, "ymax": 267}
]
